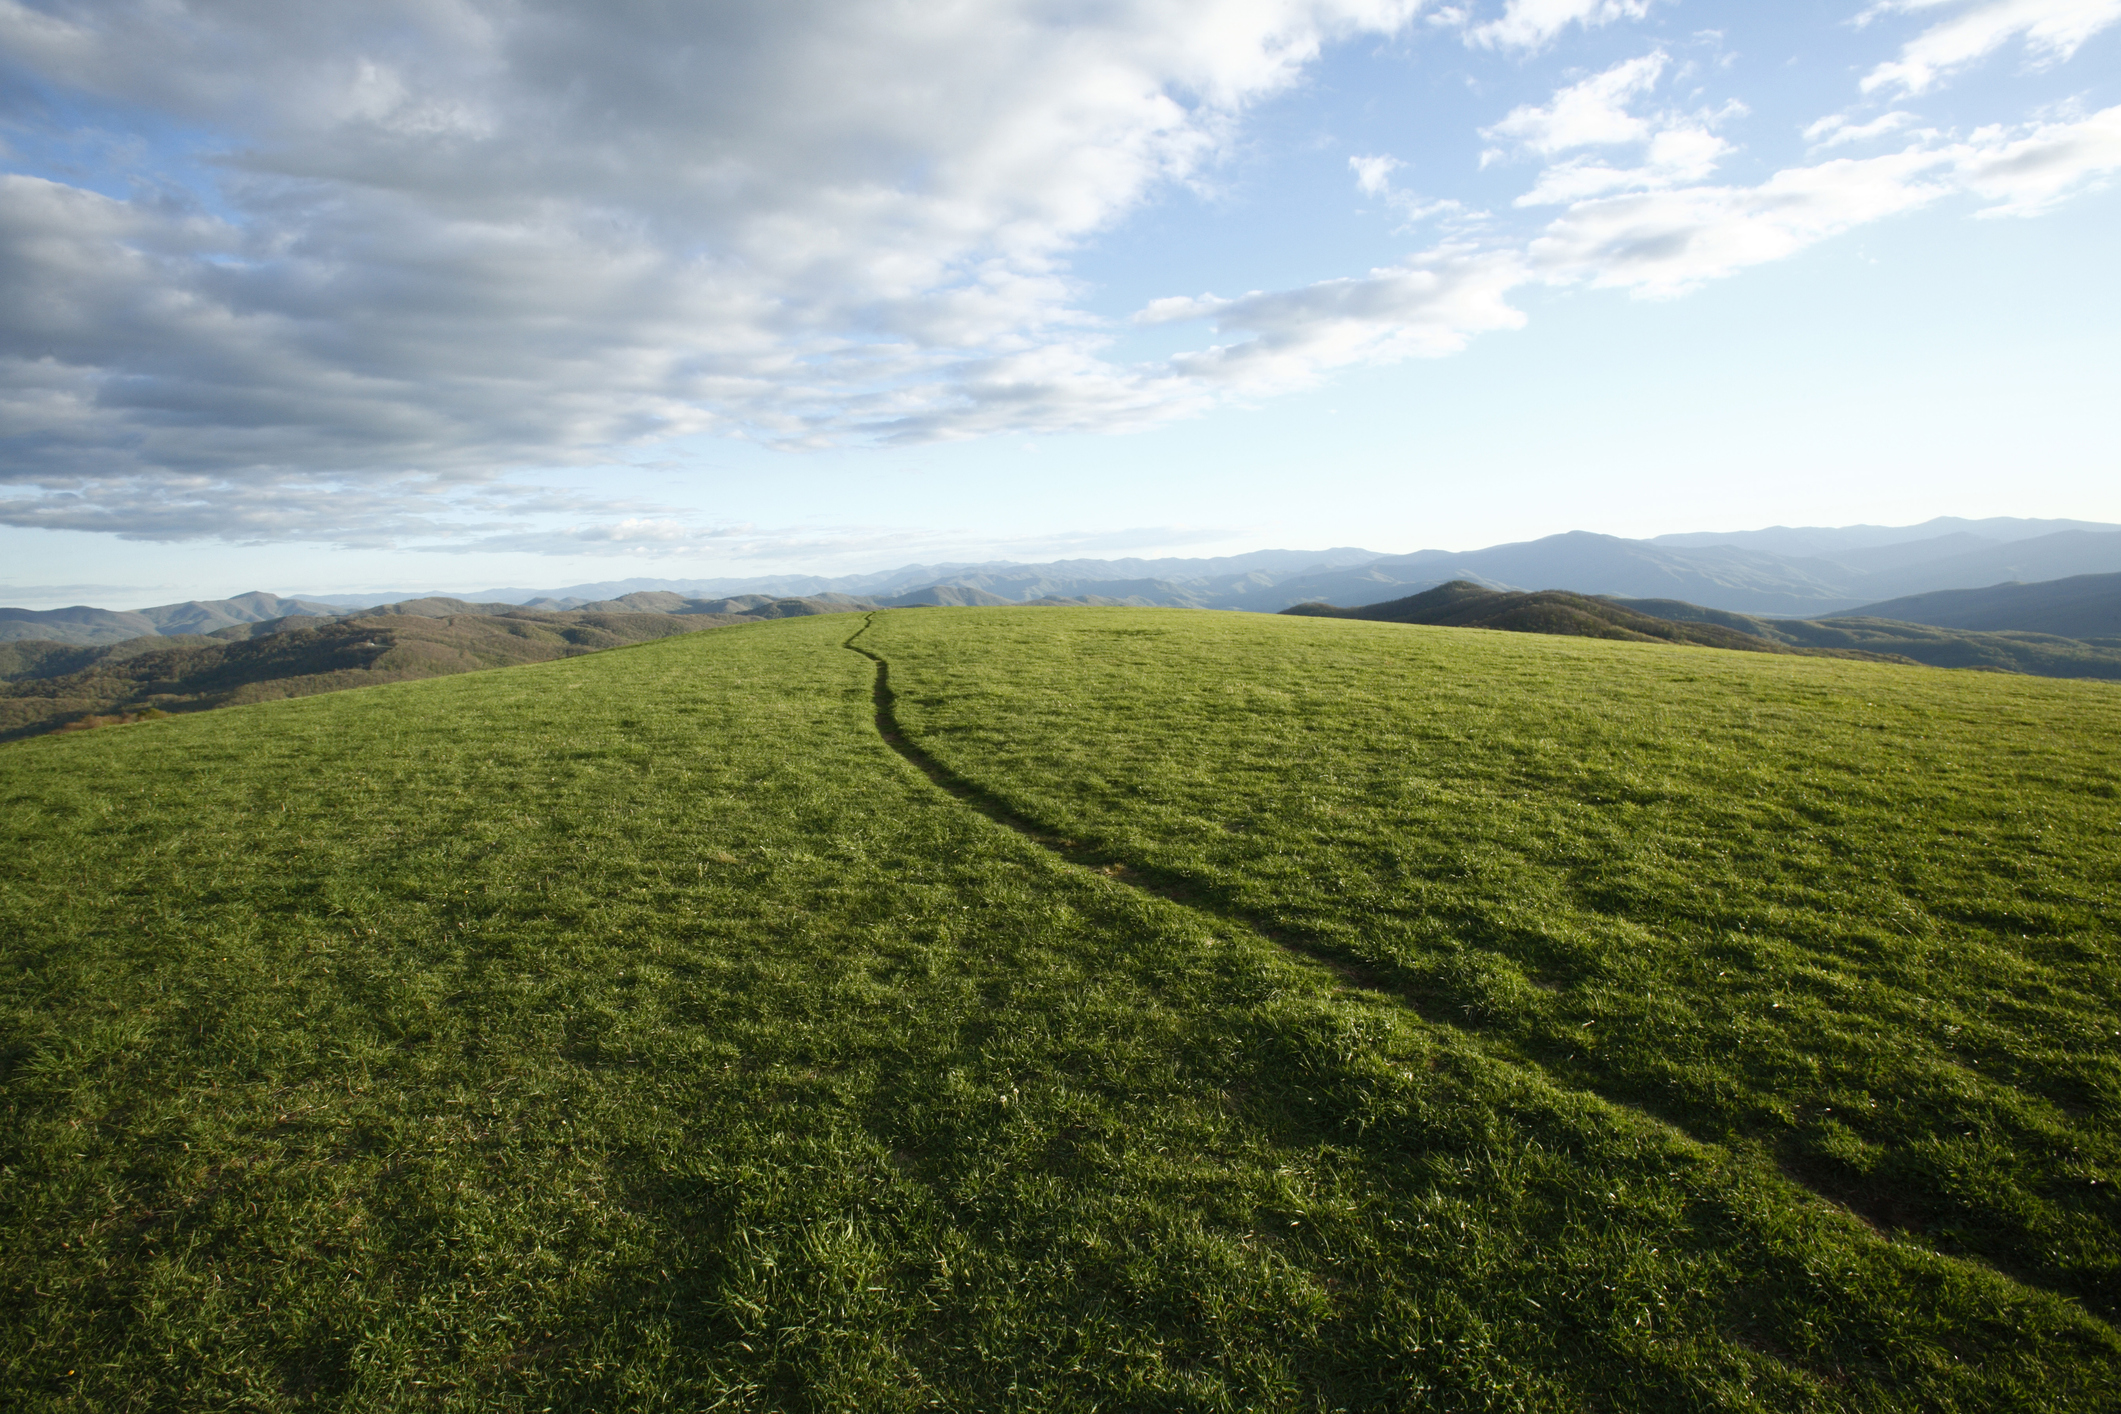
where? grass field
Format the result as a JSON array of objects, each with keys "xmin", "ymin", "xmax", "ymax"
[
  {"xmin": 0, "ymin": 608, "xmax": 765, "ymax": 743},
  {"xmin": 3, "ymin": 608, "xmax": 2117, "ymax": 1410}
]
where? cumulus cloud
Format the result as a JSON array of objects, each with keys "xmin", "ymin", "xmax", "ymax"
[
  {"xmin": 1485, "ymin": 51, "xmax": 1667, "ymax": 153},
  {"xmin": 1481, "ymin": 53, "xmax": 1742, "ymax": 206},
  {"xmin": 2, "ymin": 0, "xmax": 2118, "ymax": 550},
  {"xmin": 1347, "ymin": 153, "xmax": 1478, "ymax": 226},
  {"xmin": 1148, "ymin": 248, "xmax": 1532, "ymax": 390},
  {"xmin": 1805, "ymin": 110, "xmax": 1924, "ymax": 148},
  {"xmin": 1466, "ymin": 0, "xmax": 1654, "ymax": 51},
  {"xmin": 1527, "ymin": 103, "xmax": 2121, "ymax": 294},
  {"xmin": 1859, "ymin": 0, "xmax": 2121, "ymax": 95},
  {"xmin": 0, "ymin": 470, "xmax": 500, "ymax": 544},
  {"xmin": 0, "ymin": 0, "xmax": 1427, "ymax": 538},
  {"xmin": 1529, "ymin": 150, "xmax": 1954, "ymax": 296},
  {"xmin": 1350, "ymin": 153, "xmax": 1405, "ymax": 195},
  {"xmin": 1954, "ymin": 103, "xmax": 2121, "ymax": 213}
]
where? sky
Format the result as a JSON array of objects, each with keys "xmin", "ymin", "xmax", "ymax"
[{"xmin": 2, "ymin": 0, "xmax": 2118, "ymax": 607}]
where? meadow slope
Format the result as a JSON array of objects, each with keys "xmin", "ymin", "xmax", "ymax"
[
  {"xmin": 874, "ymin": 608, "xmax": 2121, "ymax": 1319},
  {"xmin": 1, "ymin": 610, "xmax": 2115, "ymax": 1411}
]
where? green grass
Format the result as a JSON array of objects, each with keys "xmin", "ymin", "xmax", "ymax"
[
  {"xmin": 0, "ymin": 609, "xmax": 743, "ymax": 742},
  {"xmin": 872, "ymin": 609, "xmax": 2121, "ymax": 1308},
  {"xmin": 1, "ymin": 609, "xmax": 2116, "ymax": 1410}
]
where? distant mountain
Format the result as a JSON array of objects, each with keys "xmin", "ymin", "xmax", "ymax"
[
  {"xmin": 0, "ymin": 591, "xmax": 339, "ymax": 646},
  {"xmin": 1646, "ymin": 516, "xmax": 2121, "ymax": 557},
  {"xmin": 1276, "ymin": 528, "xmax": 2121, "ymax": 617},
  {"xmin": 0, "ymin": 596, "xmax": 872, "ymax": 741},
  {"xmin": 474, "ymin": 527, "xmax": 2121, "ymax": 620},
  {"xmin": 0, "ymin": 604, "xmax": 162, "ymax": 647},
  {"xmin": 14, "ymin": 522, "xmax": 2121, "ymax": 632},
  {"xmin": 1351, "ymin": 533, "xmax": 1864, "ymax": 615},
  {"xmin": 15, "ymin": 563, "xmax": 2121, "ymax": 741},
  {"xmin": 1827, "ymin": 531, "xmax": 2121, "ymax": 603},
  {"xmin": 1593, "ymin": 596, "xmax": 2121, "ymax": 678},
  {"xmin": 431, "ymin": 548, "xmax": 1385, "ymax": 606},
  {"xmin": 1745, "ymin": 619, "xmax": 2121, "ymax": 678},
  {"xmin": 881, "ymin": 585, "xmax": 1014, "ymax": 607},
  {"xmin": 1285, "ymin": 581, "xmax": 2121, "ymax": 680},
  {"xmin": 1828, "ymin": 572, "xmax": 2121, "ymax": 641},
  {"xmin": 1283, "ymin": 582, "xmax": 1889, "ymax": 659}
]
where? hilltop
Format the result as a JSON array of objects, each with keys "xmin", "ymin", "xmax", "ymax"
[
  {"xmin": 0, "ymin": 597, "xmax": 866, "ymax": 741},
  {"xmin": 4, "ymin": 607, "xmax": 2117, "ymax": 1408},
  {"xmin": 1286, "ymin": 581, "xmax": 2121, "ymax": 680}
]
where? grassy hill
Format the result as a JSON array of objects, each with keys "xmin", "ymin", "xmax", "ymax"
[
  {"xmin": 1287, "ymin": 580, "xmax": 2121, "ymax": 679},
  {"xmin": 1825, "ymin": 572, "xmax": 2121, "ymax": 642},
  {"xmin": 0, "ymin": 600, "xmax": 864, "ymax": 742},
  {"xmin": 4, "ymin": 609, "xmax": 2118, "ymax": 1409},
  {"xmin": 1613, "ymin": 597, "xmax": 2121, "ymax": 679},
  {"xmin": 1284, "ymin": 582, "xmax": 1893, "ymax": 658}
]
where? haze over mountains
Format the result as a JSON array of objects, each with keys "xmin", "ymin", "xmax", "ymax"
[{"xmin": 8, "ymin": 517, "xmax": 2121, "ymax": 648}]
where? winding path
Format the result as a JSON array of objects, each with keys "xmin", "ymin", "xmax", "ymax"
[{"xmin": 841, "ymin": 610, "xmax": 2107, "ymax": 1328}]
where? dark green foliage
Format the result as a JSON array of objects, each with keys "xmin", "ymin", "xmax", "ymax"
[
  {"xmin": 1617, "ymin": 595, "xmax": 2121, "ymax": 678},
  {"xmin": 1291, "ymin": 581, "xmax": 2121, "ymax": 679},
  {"xmin": 0, "ymin": 636, "xmax": 223, "ymax": 684},
  {"xmin": 1748, "ymin": 616, "xmax": 2121, "ymax": 677},
  {"xmin": 2, "ymin": 611, "xmax": 2117, "ymax": 1409},
  {"xmin": 1284, "ymin": 582, "xmax": 1889, "ymax": 658},
  {"xmin": 1830, "ymin": 571, "xmax": 2121, "ymax": 640}
]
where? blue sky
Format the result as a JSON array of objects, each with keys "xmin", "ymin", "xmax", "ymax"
[{"xmin": 1, "ymin": 0, "xmax": 2117, "ymax": 606}]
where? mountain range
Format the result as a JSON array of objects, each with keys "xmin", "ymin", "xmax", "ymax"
[
  {"xmin": 12, "ymin": 566, "xmax": 2121, "ymax": 742},
  {"xmin": 8, "ymin": 517, "xmax": 2121, "ymax": 647},
  {"xmin": 1287, "ymin": 581, "xmax": 2121, "ymax": 680}
]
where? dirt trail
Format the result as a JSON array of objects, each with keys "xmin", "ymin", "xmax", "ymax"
[{"xmin": 840, "ymin": 611, "xmax": 2109, "ymax": 1328}]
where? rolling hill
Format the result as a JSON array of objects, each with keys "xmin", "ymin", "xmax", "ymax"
[
  {"xmin": 0, "ymin": 591, "xmax": 341, "ymax": 646},
  {"xmin": 0, "ymin": 598, "xmax": 867, "ymax": 741},
  {"xmin": 1283, "ymin": 581, "xmax": 1894, "ymax": 658},
  {"xmin": 3, "ymin": 608, "xmax": 2118, "ymax": 1408},
  {"xmin": 1828, "ymin": 571, "xmax": 2121, "ymax": 641},
  {"xmin": 16, "ymin": 517, "xmax": 2121, "ymax": 637},
  {"xmin": 1285, "ymin": 580, "xmax": 2121, "ymax": 680}
]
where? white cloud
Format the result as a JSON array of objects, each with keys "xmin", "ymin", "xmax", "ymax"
[
  {"xmin": 0, "ymin": 0, "xmax": 1428, "ymax": 539},
  {"xmin": 1859, "ymin": 0, "xmax": 2121, "ymax": 95},
  {"xmin": 1350, "ymin": 153, "xmax": 1404, "ymax": 196},
  {"xmin": 1954, "ymin": 103, "xmax": 2121, "ymax": 214},
  {"xmin": 1483, "ymin": 53, "xmax": 1742, "ymax": 207},
  {"xmin": 1152, "ymin": 248, "xmax": 1532, "ymax": 391},
  {"xmin": 1516, "ymin": 123, "xmax": 1734, "ymax": 204},
  {"xmin": 3, "ymin": 1, "xmax": 2117, "ymax": 551},
  {"xmin": 1466, "ymin": 0, "xmax": 1654, "ymax": 51},
  {"xmin": 1529, "ymin": 150, "xmax": 1955, "ymax": 296},
  {"xmin": 1527, "ymin": 103, "xmax": 2121, "ymax": 293},
  {"xmin": 1347, "ymin": 153, "xmax": 1479, "ymax": 227},
  {"xmin": 1485, "ymin": 51, "xmax": 1668, "ymax": 154},
  {"xmin": 1805, "ymin": 110, "xmax": 1923, "ymax": 148}
]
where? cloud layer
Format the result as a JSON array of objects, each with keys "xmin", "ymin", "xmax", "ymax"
[
  {"xmin": 0, "ymin": 0, "xmax": 1425, "ymax": 515},
  {"xmin": 1860, "ymin": 0, "xmax": 2121, "ymax": 96},
  {"xmin": 0, "ymin": 0, "xmax": 2116, "ymax": 548}
]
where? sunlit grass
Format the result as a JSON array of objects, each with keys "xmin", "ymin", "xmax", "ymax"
[
  {"xmin": 876, "ymin": 607, "xmax": 2121, "ymax": 1318},
  {"xmin": 2, "ymin": 610, "xmax": 2116, "ymax": 1410}
]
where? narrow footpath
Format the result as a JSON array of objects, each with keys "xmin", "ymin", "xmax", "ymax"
[{"xmin": 840, "ymin": 611, "xmax": 2105, "ymax": 1328}]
